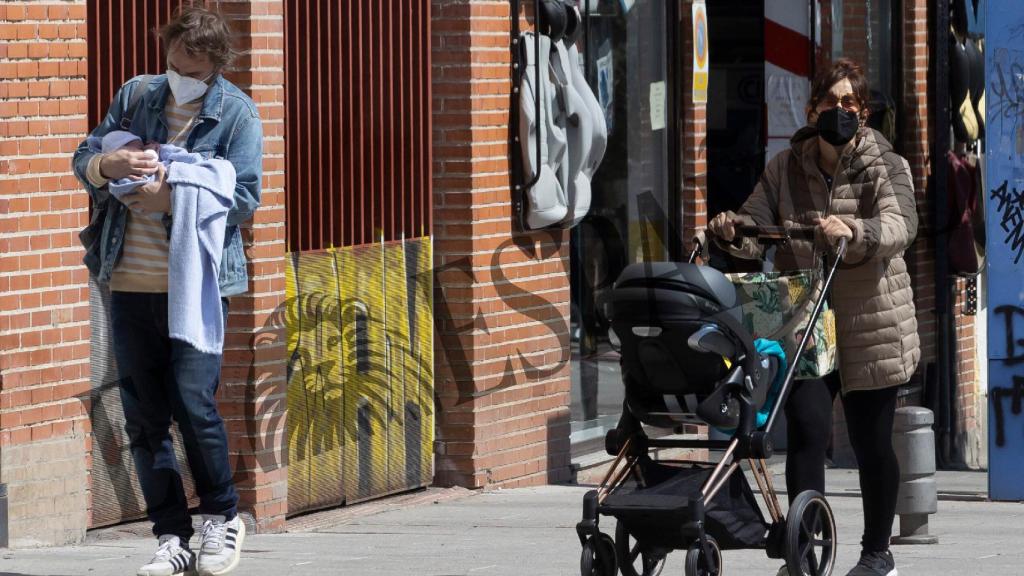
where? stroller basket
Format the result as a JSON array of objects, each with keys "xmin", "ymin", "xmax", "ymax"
[{"xmin": 602, "ymin": 457, "xmax": 766, "ymax": 552}]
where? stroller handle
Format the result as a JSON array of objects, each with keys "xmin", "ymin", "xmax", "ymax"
[
  {"xmin": 695, "ymin": 222, "xmax": 819, "ymax": 263},
  {"xmin": 734, "ymin": 223, "xmax": 816, "ymax": 243}
]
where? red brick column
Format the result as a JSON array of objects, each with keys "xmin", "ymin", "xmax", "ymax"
[
  {"xmin": 902, "ymin": 0, "xmax": 935, "ymax": 370},
  {"xmin": 841, "ymin": 0, "xmax": 871, "ymax": 75},
  {"xmin": 431, "ymin": 0, "xmax": 572, "ymax": 488},
  {"xmin": 216, "ymin": 0, "xmax": 289, "ymax": 532},
  {"xmin": 0, "ymin": 1, "xmax": 91, "ymax": 545},
  {"xmin": 680, "ymin": 1, "xmax": 709, "ymax": 245}
]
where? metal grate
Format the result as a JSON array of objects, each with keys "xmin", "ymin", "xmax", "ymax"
[
  {"xmin": 86, "ymin": 0, "xmax": 191, "ymax": 128},
  {"xmin": 284, "ymin": 0, "xmax": 432, "ymax": 252}
]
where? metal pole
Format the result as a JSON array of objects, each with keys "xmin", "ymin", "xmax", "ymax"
[{"xmin": 929, "ymin": 0, "xmax": 954, "ymax": 468}]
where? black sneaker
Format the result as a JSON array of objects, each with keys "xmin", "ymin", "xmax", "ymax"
[{"xmin": 845, "ymin": 550, "xmax": 897, "ymax": 576}]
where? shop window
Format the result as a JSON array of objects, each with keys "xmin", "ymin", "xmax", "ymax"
[
  {"xmin": 569, "ymin": 0, "xmax": 679, "ymax": 445},
  {"xmin": 819, "ymin": 0, "xmax": 901, "ymax": 146}
]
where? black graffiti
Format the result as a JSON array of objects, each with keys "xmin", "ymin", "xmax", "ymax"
[
  {"xmin": 993, "ymin": 304, "xmax": 1024, "ymax": 448},
  {"xmin": 995, "ymin": 305, "xmax": 1024, "ymax": 365},
  {"xmin": 992, "ymin": 376, "xmax": 1024, "ymax": 448},
  {"xmin": 988, "ymin": 48, "xmax": 1024, "ymax": 124},
  {"xmin": 990, "ymin": 180, "xmax": 1024, "ymax": 264}
]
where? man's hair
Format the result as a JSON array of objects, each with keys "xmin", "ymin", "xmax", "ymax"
[
  {"xmin": 806, "ymin": 58, "xmax": 871, "ymax": 121},
  {"xmin": 159, "ymin": 5, "xmax": 236, "ymax": 69}
]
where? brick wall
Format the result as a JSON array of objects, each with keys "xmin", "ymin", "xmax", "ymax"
[
  {"xmin": 211, "ymin": 0, "xmax": 289, "ymax": 532},
  {"xmin": 953, "ymin": 278, "xmax": 984, "ymax": 466},
  {"xmin": 0, "ymin": 1, "xmax": 92, "ymax": 546},
  {"xmin": 841, "ymin": 0, "xmax": 870, "ymax": 76},
  {"xmin": 903, "ymin": 0, "xmax": 934, "ymax": 371},
  {"xmin": 431, "ymin": 0, "xmax": 572, "ymax": 489}
]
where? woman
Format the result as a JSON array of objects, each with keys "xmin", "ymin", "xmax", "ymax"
[{"xmin": 709, "ymin": 58, "xmax": 919, "ymax": 576}]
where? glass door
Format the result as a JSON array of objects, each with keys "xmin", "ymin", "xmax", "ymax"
[{"xmin": 570, "ymin": 0, "xmax": 677, "ymax": 449}]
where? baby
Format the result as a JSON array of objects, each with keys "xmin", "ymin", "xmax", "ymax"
[{"xmin": 88, "ymin": 130, "xmax": 194, "ymax": 220}]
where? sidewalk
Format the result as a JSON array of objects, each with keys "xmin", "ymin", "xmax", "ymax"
[{"xmin": 1, "ymin": 469, "xmax": 1020, "ymax": 576}]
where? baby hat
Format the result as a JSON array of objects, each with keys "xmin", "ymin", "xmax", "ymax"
[{"xmin": 101, "ymin": 130, "xmax": 143, "ymax": 153}]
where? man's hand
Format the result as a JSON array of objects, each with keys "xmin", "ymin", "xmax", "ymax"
[
  {"xmin": 815, "ymin": 215, "xmax": 853, "ymax": 247},
  {"xmin": 123, "ymin": 164, "xmax": 171, "ymax": 214},
  {"xmin": 99, "ymin": 148, "xmax": 160, "ymax": 181},
  {"xmin": 708, "ymin": 210, "xmax": 740, "ymax": 242}
]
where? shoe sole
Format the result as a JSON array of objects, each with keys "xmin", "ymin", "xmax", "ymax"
[
  {"xmin": 199, "ymin": 521, "xmax": 245, "ymax": 576},
  {"xmin": 137, "ymin": 565, "xmax": 194, "ymax": 576}
]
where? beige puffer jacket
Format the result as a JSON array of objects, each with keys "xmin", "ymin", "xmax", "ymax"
[{"xmin": 724, "ymin": 126, "xmax": 920, "ymax": 393}]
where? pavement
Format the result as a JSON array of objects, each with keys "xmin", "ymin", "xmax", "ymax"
[{"xmin": 1, "ymin": 467, "xmax": 1021, "ymax": 576}]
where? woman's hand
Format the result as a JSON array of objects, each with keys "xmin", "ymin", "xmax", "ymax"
[
  {"xmin": 99, "ymin": 148, "xmax": 160, "ymax": 181},
  {"xmin": 815, "ymin": 215, "xmax": 853, "ymax": 247},
  {"xmin": 708, "ymin": 210, "xmax": 740, "ymax": 242}
]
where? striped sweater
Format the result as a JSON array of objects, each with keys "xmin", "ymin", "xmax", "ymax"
[{"xmin": 87, "ymin": 95, "xmax": 202, "ymax": 292}]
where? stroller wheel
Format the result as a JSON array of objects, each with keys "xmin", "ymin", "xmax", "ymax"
[
  {"xmin": 683, "ymin": 535, "xmax": 721, "ymax": 576},
  {"xmin": 785, "ymin": 490, "xmax": 837, "ymax": 576},
  {"xmin": 614, "ymin": 522, "xmax": 667, "ymax": 576},
  {"xmin": 581, "ymin": 533, "xmax": 618, "ymax": 576}
]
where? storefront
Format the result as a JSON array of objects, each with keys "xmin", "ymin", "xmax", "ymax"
[
  {"xmin": 566, "ymin": 0, "xmax": 955, "ymax": 462},
  {"xmin": 569, "ymin": 0, "xmax": 683, "ymax": 450}
]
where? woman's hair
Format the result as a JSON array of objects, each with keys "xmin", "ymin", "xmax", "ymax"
[
  {"xmin": 159, "ymin": 5, "xmax": 236, "ymax": 69},
  {"xmin": 806, "ymin": 58, "xmax": 870, "ymax": 122}
]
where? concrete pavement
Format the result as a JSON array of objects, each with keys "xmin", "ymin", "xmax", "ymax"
[{"xmin": 1, "ymin": 469, "xmax": 1021, "ymax": 576}]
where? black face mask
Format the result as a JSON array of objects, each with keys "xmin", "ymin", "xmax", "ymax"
[{"xmin": 816, "ymin": 107, "xmax": 860, "ymax": 146}]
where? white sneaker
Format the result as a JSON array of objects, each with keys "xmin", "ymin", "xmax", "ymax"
[
  {"xmin": 137, "ymin": 535, "xmax": 195, "ymax": 576},
  {"xmin": 776, "ymin": 566, "xmax": 790, "ymax": 576},
  {"xmin": 196, "ymin": 515, "xmax": 245, "ymax": 576}
]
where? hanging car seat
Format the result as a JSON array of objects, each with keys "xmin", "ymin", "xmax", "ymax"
[
  {"xmin": 569, "ymin": 42, "xmax": 608, "ymax": 178},
  {"xmin": 551, "ymin": 40, "xmax": 594, "ymax": 227},
  {"xmin": 519, "ymin": 32, "xmax": 569, "ymax": 229},
  {"xmin": 964, "ymin": 0, "xmax": 986, "ymax": 137},
  {"xmin": 950, "ymin": 30, "xmax": 979, "ymax": 143}
]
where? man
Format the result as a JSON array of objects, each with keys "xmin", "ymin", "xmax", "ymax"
[{"xmin": 72, "ymin": 6, "xmax": 262, "ymax": 576}]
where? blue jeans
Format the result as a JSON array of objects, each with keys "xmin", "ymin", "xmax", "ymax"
[{"xmin": 110, "ymin": 291, "xmax": 237, "ymax": 541}]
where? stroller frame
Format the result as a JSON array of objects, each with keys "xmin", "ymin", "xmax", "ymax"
[{"xmin": 576, "ymin": 230, "xmax": 846, "ymax": 576}]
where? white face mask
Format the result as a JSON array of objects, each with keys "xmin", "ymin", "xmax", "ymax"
[{"xmin": 166, "ymin": 69, "xmax": 212, "ymax": 105}]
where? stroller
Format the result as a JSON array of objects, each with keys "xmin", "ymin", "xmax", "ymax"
[{"xmin": 576, "ymin": 225, "xmax": 845, "ymax": 576}]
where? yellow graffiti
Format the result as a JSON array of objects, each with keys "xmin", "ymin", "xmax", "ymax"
[{"xmin": 285, "ymin": 237, "xmax": 434, "ymax": 514}]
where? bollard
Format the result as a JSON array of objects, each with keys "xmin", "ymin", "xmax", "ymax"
[
  {"xmin": 891, "ymin": 407, "xmax": 939, "ymax": 544},
  {"xmin": 0, "ymin": 483, "xmax": 7, "ymax": 548}
]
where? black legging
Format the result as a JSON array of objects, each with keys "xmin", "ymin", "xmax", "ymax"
[{"xmin": 784, "ymin": 371, "xmax": 900, "ymax": 553}]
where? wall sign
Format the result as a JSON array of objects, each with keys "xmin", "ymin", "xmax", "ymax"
[{"xmin": 692, "ymin": 0, "xmax": 709, "ymax": 103}]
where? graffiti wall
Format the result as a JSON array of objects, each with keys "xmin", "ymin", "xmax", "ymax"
[
  {"xmin": 285, "ymin": 237, "xmax": 434, "ymax": 514},
  {"xmin": 985, "ymin": 0, "xmax": 1024, "ymax": 500}
]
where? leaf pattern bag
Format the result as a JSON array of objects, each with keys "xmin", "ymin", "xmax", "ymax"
[{"xmin": 725, "ymin": 270, "xmax": 837, "ymax": 380}]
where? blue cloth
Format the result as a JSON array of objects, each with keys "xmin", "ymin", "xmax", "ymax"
[
  {"xmin": 73, "ymin": 74, "xmax": 263, "ymax": 297},
  {"xmin": 753, "ymin": 338, "xmax": 787, "ymax": 428},
  {"xmin": 715, "ymin": 338, "xmax": 788, "ymax": 434},
  {"xmin": 85, "ymin": 136, "xmax": 197, "ymax": 221},
  {"xmin": 166, "ymin": 154, "xmax": 235, "ymax": 354},
  {"xmin": 110, "ymin": 292, "xmax": 237, "ymax": 541}
]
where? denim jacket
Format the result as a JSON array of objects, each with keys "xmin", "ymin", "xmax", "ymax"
[{"xmin": 72, "ymin": 74, "xmax": 263, "ymax": 297}]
